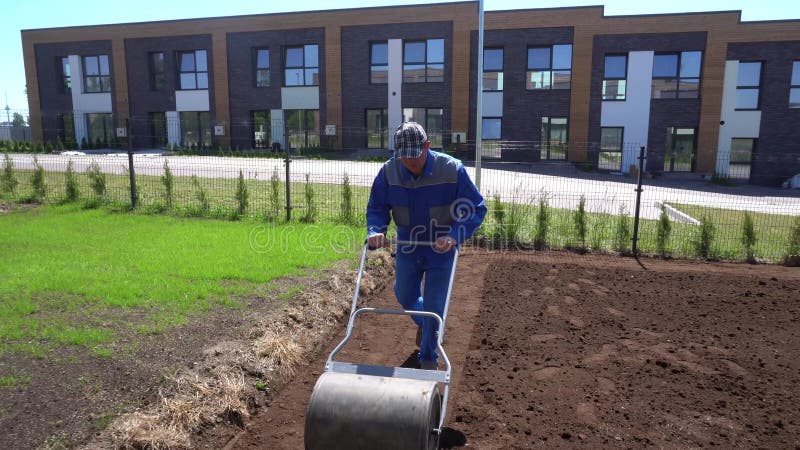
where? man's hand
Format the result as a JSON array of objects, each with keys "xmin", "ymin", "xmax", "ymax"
[
  {"xmin": 434, "ymin": 236, "xmax": 457, "ymax": 252},
  {"xmin": 367, "ymin": 233, "xmax": 386, "ymax": 250}
]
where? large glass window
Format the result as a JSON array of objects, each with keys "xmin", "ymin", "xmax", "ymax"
[
  {"xmin": 729, "ymin": 138, "xmax": 755, "ymax": 181},
  {"xmin": 284, "ymin": 45, "xmax": 319, "ymax": 87},
  {"xmin": 403, "ymin": 39, "xmax": 444, "ymax": 83},
  {"xmin": 179, "ymin": 50, "xmax": 208, "ymax": 90},
  {"xmin": 252, "ymin": 111, "xmax": 270, "ymax": 149},
  {"xmin": 602, "ymin": 54, "xmax": 627, "ymax": 101},
  {"xmin": 541, "ymin": 117, "xmax": 568, "ymax": 160},
  {"xmin": 149, "ymin": 52, "xmax": 165, "ymax": 91},
  {"xmin": 83, "ymin": 55, "xmax": 111, "ymax": 93},
  {"xmin": 735, "ymin": 62, "xmax": 762, "ymax": 110},
  {"xmin": 370, "ymin": 42, "xmax": 388, "ymax": 84},
  {"xmin": 599, "ymin": 127, "xmax": 623, "ymax": 171},
  {"xmin": 483, "ymin": 48, "xmax": 504, "ymax": 91},
  {"xmin": 366, "ymin": 108, "xmax": 388, "ymax": 149},
  {"xmin": 526, "ymin": 44, "xmax": 572, "ymax": 90},
  {"xmin": 664, "ymin": 127, "xmax": 696, "ymax": 172},
  {"xmin": 790, "ymin": 61, "xmax": 800, "ymax": 109},
  {"xmin": 150, "ymin": 112, "xmax": 167, "ymax": 148},
  {"xmin": 481, "ymin": 118, "xmax": 501, "ymax": 140},
  {"xmin": 255, "ymin": 49, "xmax": 270, "ymax": 87},
  {"xmin": 652, "ymin": 51, "xmax": 702, "ymax": 99},
  {"xmin": 402, "ymin": 107, "xmax": 443, "ymax": 148},
  {"xmin": 57, "ymin": 113, "xmax": 75, "ymax": 146},
  {"xmin": 180, "ymin": 111, "xmax": 211, "ymax": 148},
  {"xmin": 86, "ymin": 113, "xmax": 114, "ymax": 145},
  {"xmin": 59, "ymin": 57, "xmax": 71, "ymax": 93},
  {"xmin": 285, "ymin": 109, "xmax": 320, "ymax": 149}
]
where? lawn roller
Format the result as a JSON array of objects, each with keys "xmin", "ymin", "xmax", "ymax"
[{"xmin": 304, "ymin": 240, "xmax": 459, "ymax": 450}]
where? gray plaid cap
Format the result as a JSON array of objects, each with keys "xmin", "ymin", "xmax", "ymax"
[{"xmin": 393, "ymin": 121, "xmax": 428, "ymax": 159}]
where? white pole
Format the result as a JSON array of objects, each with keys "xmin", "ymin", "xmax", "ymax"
[{"xmin": 474, "ymin": 0, "xmax": 485, "ymax": 190}]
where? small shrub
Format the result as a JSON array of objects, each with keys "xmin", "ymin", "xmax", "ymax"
[
  {"xmin": 234, "ymin": 169, "xmax": 249, "ymax": 219},
  {"xmin": 533, "ymin": 193, "xmax": 550, "ymax": 250},
  {"xmin": 656, "ymin": 205, "xmax": 672, "ymax": 258},
  {"xmin": 693, "ymin": 214, "xmax": 716, "ymax": 260},
  {"xmin": 740, "ymin": 212, "xmax": 757, "ymax": 263},
  {"xmin": 87, "ymin": 161, "xmax": 107, "ymax": 200},
  {"xmin": 65, "ymin": 160, "xmax": 79, "ymax": 202},
  {"xmin": 192, "ymin": 176, "xmax": 209, "ymax": 214},
  {"xmin": 784, "ymin": 217, "xmax": 800, "ymax": 265},
  {"xmin": 573, "ymin": 195, "xmax": 587, "ymax": 251},
  {"xmin": 614, "ymin": 204, "xmax": 631, "ymax": 255},
  {"xmin": 267, "ymin": 167, "xmax": 282, "ymax": 221},
  {"xmin": 162, "ymin": 160, "xmax": 174, "ymax": 209},
  {"xmin": 301, "ymin": 173, "xmax": 317, "ymax": 223},
  {"xmin": 1, "ymin": 153, "xmax": 19, "ymax": 195},
  {"xmin": 339, "ymin": 172, "xmax": 355, "ymax": 225},
  {"xmin": 31, "ymin": 156, "xmax": 46, "ymax": 200},
  {"xmin": 491, "ymin": 193, "xmax": 527, "ymax": 249}
]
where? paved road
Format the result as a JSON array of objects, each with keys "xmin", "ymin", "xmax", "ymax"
[{"xmin": 8, "ymin": 153, "xmax": 800, "ymax": 221}]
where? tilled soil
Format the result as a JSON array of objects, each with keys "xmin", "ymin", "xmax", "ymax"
[{"xmin": 213, "ymin": 251, "xmax": 800, "ymax": 449}]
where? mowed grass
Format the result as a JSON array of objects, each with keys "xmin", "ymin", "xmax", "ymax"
[{"xmin": 0, "ymin": 205, "xmax": 359, "ymax": 358}]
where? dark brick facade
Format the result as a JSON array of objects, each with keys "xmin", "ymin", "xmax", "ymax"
[
  {"xmin": 340, "ymin": 22, "xmax": 453, "ymax": 150},
  {"xmin": 588, "ymin": 32, "xmax": 707, "ymax": 169},
  {"xmin": 469, "ymin": 27, "xmax": 573, "ymax": 162},
  {"xmin": 125, "ymin": 35, "xmax": 213, "ymax": 148},
  {"xmin": 227, "ymin": 28, "xmax": 325, "ymax": 150},
  {"xmin": 34, "ymin": 40, "xmax": 113, "ymax": 144},
  {"xmin": 728, "ymin": 42, "xmax": 800, "ymax": 185}
]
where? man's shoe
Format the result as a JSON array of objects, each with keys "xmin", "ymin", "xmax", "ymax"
[
  {"xmin": 415, "ymin": 326, "xmax": 422, "ymax": 347},
  {"xmin": 419, "ymin": 360, "xmax": 438, "ymax": 370}
]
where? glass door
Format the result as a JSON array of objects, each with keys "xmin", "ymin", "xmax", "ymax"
[{"xmin": 664, "ymin": 127, "xmax": 696, "ymax": 172}]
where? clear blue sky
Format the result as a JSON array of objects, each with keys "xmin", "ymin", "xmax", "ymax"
[{"xmin": 3, "ymin": 0, "xmax": 800, "ymax": 117}]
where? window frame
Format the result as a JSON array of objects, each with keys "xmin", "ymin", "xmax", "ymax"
[
  {"xmin": 526, "ymin": 44, "xmax": 572, "ymax": 90},
  {"xmin": 253, "ymin": 48, "xmax": 271, "ymax": 88},
  {"xmin": 252, "ymin": 110, "xmax": 271, "ymax": 149},
  {"xmin": 790, "ymin": 61, "xmax": 800, "ymax": 109},
  {"xmin": 483, "ymin": 47, "xmax": 504, "ymax": 92},
  {"xmin": 664, "ymin": 127, "xmax": 697, "ymax": 172},
  {"xmin": 179, "ymin": 111, "xmax": 212, "ymax": 148},
  {"xmin": 58, "ymin": 57, "xmax": 71, "ymax": 93},
  {"xmin": 735, "ymin": 61, "xmax": 762, "ymax": 111},
  {"xmin": 402, "ymin": 38, "xmax": 445, "ymax": 84},
  {"xmin": 540, "ymin": 116, "xmax": 569, "ymax": 160},
  {"xmin": 599, "ymin": 126, "xmax": 624, "ymax": 171},
  {"xmin": 481, "ymin": 117, "xmax": 502, "ymax": 141},
  {"xmin": 177, "ymin": 50, "xmax": 209, "ymax": 91},
  {"xmin": 82, "ymin": 55, "xmax": 111, "ymax": 93},
  {"xmin": 285, "ymin": 109, "xmax": 321, "ymax": 149},
  {"xmin": 602, "ymin": 53, "xmax": 628, "ymax": 101},
  {"xmin": 651, "ymin": 51, "xmax": 702, "ymax": 99},
  {"xmin": 86, "ymin": 112, "xmax": 114, "ymax": 145},
  {"xmin": 283, "ymin": 45, "xmax": 319, "ymax": 87},
  {"xmin": 365, "ymin": 108, "xmax": 389, "ymax": 149},
  {"xmin": 729, "ymin": 137, "xmax": 755, "ymax": 181},
  {"xmin": 149, "ymin": 52, "xmax": 166, "ymax": 91},
  {"xmin": 370, "ymin": 41, "xmax": 389, "ymax": 85},
  {"xmin": 402, "ymin": 107, "xmax": 444, "ymax": 148},
  {"xmin": 149, "ymin": 112, "xmax": 167, "ymax": 148}
]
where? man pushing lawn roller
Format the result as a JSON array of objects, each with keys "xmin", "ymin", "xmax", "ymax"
[
  {"xmin": 304, "ymin": 122, "xmax": 486, "ymax": 450},
  {"xmin": 366, "ymin": 121, "xmax": 487, "ymax": 370}
]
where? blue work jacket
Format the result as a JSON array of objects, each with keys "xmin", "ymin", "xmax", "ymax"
[{"xmin": 366, "ymin": 150, "xmax": 487, "ymax": 263}]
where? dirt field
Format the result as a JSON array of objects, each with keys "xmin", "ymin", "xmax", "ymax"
[{"xmin": 199, "ymin": 251, "xmax": 800, "ymax": 450}]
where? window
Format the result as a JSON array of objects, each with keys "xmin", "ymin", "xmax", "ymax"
[
  {"xmin": 735, "ymin": 62, "xmax": 762, "ymax": 110},
  {"xmin": 149, "ymin": 52, "xmax": 165, "ymax": 91},
  {"xmin": 370, "ymin": 42, "xmax": 388, "ymax": 84},
  {"xmin": 59, "ymin": 57, "xmax": 71, "ymax": 93},
  {"xmin": 180, "ymin": 111, "xmax": 211, "ymax": 148},
  {"xmin": 149, "ymin": 112, "xmax": 167, "ymax": 148},
  {"xmin": 541, "ymin": 117, "xmax": 568, "ymax": 160},
  {"xmin": 599, "ymin": 127, "xmax": 623, "ymax": 171},
  {"xmin": 86, "ymin": 113, "xmax": 114, "ymax": 146},
  {"xmin": 481, "ymin": 118, "xmax": 501, "ymax": 140},
  {"xmin": 603, "ymin": 54, "xmax": 628, "ymax": 101},
  {"xmin": 652, "ymin": 51, "xmax": 702, "ymax": 99},
  {"xmin": 664, "ymin": 127, "xmax": 696, "ymax": 172},
  {"xmin": 403, "ymin": 108, "xmax": 444, "ymax": 148},
  {"xmin": 483, "ymin": 48, "xmax": 503, "ymax": 91},
  {"xmin": 285, "ymin": 110, "xmax": 320, "ymax": 149},
  {"xmin": 729, "ymin": 138, "xmax": 755, "ymax": 181},
  {"xmin": 179, "ymin": 50, "xmax": 208, "ymax": 90},
  {"xmin": 57, "ymin": 113, "xmax": 75, "ymax": 146},
  {"xmin": 284, "ymin": 45, "xmax": 319, "ymax": 86},
  {"xmin": 366, "ymin": 109, "xmax": 388, "ymax": 149},
  {"xmin": 790, "ymin": 61, "xmax": 800, "ymax": 108},
  {"xmin": 255, "ymin": 49, "xmax": 270, "ymax": 87},
  {"xmin": 403, "ymin": 39, "xmax": 444, "ymax": 83},
  {"xmin": 526, "ymin": 44, "xmax": 572, "ymax": 90},
  {"xmin": 252, "ymin": 111, "xmax": 270, "ymax": 148},
  {"xmin": 83, "ymin": 55, "xmax": 111, "ymax": 93}
]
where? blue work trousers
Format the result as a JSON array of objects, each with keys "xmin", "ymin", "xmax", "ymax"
[{"xmin": 394, "ymin": 250, "xmax": 455, "ymax": 363}]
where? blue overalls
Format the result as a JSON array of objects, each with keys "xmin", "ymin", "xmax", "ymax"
[{"xmin": 366, "ymin": 150, "xmax": 486, "ymax": 364}]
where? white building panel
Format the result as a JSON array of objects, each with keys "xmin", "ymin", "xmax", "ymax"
[
  {"xmin": 715, "ymin": 60, "xmax": 762, "ymax": 176},
  {"xmin": 601, "ymin": 51, "xmax": 654, "ymax": 173},
  {"xmin": 482, "ymin": 92, "xmax": 503, "ymax": 117},
  {"xmin": 175, "ymin": 90, "xmax": 210, "ymax": 112},
  {"xmin": 280, "ymin": 87, "xmax": 320, "ymax": 110},
  {"xmin": 388, "ymin": 38, "xmax": 403, "ymax": 150}
]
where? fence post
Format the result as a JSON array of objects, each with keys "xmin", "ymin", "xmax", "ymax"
[
  {"xmin": 126, "ymin": 118, "xmax": 138, "ymax": 209},
  {"xmin": 284, "ymin": 124, "xmax": 291, "ymax": 222},
  {"xmin": 632, "ymin": 145, "xmax": 646, "ymax": 257}
]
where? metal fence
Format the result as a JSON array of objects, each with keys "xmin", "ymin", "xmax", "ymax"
[{"xmin": 2, "ymin": 123, "xmax": 800, "ymax": 264}]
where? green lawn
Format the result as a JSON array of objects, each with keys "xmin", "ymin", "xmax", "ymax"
[{"xmin": 0, "ymin": 205, "xmax": 359, "ymax": 358}]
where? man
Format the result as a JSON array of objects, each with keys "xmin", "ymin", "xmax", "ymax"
[{"xmin": 366, "ymin": 121, "xmax": 486, "ymax": 370}]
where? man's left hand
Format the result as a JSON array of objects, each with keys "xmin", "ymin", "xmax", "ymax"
[{"xmin": 434, "ymin": 236, "xmax": 457, "ymax": 252}]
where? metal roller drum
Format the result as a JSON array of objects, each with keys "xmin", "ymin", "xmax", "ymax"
[{"xmin": 305, "ymin": 372, "xmax": 441, "ymax": 450}]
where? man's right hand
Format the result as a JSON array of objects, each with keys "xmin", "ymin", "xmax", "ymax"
[{"xmin": 367, "ymin": 233, "xmax": 386, "ymax": 250}]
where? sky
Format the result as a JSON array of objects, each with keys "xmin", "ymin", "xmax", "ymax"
[{"xmin": 2, "ymin": 0, "xmax": 800, "ymax": 117}]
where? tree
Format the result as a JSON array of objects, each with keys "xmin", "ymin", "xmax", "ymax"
[{"xmin": 12, "ymin": 113, "xmax": 26, "ymax": 127}]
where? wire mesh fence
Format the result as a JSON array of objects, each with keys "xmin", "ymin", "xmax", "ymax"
[{"xmin": 2, "ymin": 118, "xmax": 799, "ymax": 265}]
